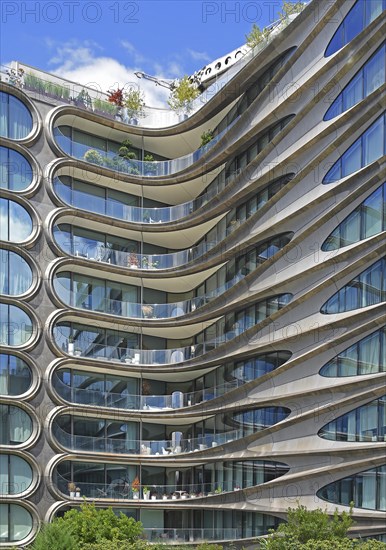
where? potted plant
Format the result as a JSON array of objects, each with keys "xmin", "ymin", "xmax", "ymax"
[
  {"xmin": 215, "ymin": 485, "xmax": 222, "ymax": 494},
  {"xmin": 128, "ymin": 252, "xmax": 139, "ymax": 269},
  {"xmin": 200, "ymin": 129, "xmax": 214, "ymax": 148},
  {"xmin": 24, "ymin": 73, "xmax": 46, "ymax": 94},
  {"xmin": 233, "ymin": 484, "xmax": 241, "ymax": 491},
  {"xmin": 162, "ymin": 494, "xmax": 168, "ymax": 500},
  {"xmin": 143, "ymin": 486, "xmax": 150, "ymax": 500},
  {"xmin": 107, "ymin": 87, "xmax": 124, "ymax": 119},
  {"xmin": 68, "ymin": 336, "xmax": 75, "ymax": 355},
  {"xmin": 132, "ymin": 476, "xmax": 140, "ymax": 499},
  {"xmin": 142, "ymin": 305, "xmax": 154, "ymax": 318},
  {"xmin": 143, "ymin": 154, "xmax": 157, "ymax": 176},
  {"xmin": 68, "ymin": 482, "xmax": 76, "ymax": 498},
  {"xmin": 168, "ymin": 75, "xmax": 200, "ymax": 117},
  {"xmin": 75, "ymin": 487, "xmax": 81, "ymax": 498},
  {"xmin": 94, "ymin": 98, "xmax": 117, "ymax": 117},
  {"xmin": 74, "ymin": 347, "xmax": 82, "ymax": 357},
  {"xmin": 74, "ymin": 88, "xmax": 92, "ymax": 109},
  {"xmin": 83, "ymin": 149, "xmax": 104, "ymax": 166},
  {"xmin": 124, "ymin": 87, "xmax": 145, "ymax": 124},
  {"xmin": 151, "ymin": 493, "xmax": 157, "ymax": 501}
]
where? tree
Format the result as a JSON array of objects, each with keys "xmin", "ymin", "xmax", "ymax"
[
  {"xmin": 260, "ymin": 503, "xmax": 386, "ymax": 550},
  {"xmin": 28, "ymin": 521, "xmax": 76, "ymax": 550},
  {"xmin": 54, "ymin": 501, "xmax": 143, "ymax": 548},
  {"xmin": 167, "ymin": 76, "xmax": 200, "ymax": 113},
  {"xmin": 245, "ymin": 24, "xmax": 270, "ymax": 49},
  {"xmin": 278, "ymin": 1, "xmax": 304, "ymax": 20}
]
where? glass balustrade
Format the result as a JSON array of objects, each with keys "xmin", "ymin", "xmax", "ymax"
[
  {"xmin": 52, "ymin": 423, "xmax": 242, "ymax": 455},
  {"xmin": 55, "ymin": 473, "xmax": 247, "ymax": 499},
  {"xmin": 53, "ymin": 121, "xmax": 237, "ymax": 178},
  {"xmin": 54, "ymin": 272, "xmax": 244, "ymax": 318},
  {"xmin": 52, "ymin": 372, "xmax": 240, "ymax": 410},
  {"xmin": 54, "ymin": 176, "xmax": 222, "ymax": 224},
  {"xmin": 143, "ymin": 528, "xmax": 239, "ymax": 542}
]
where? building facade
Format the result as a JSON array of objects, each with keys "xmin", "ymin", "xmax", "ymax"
[{"xmin": 0, "ymin": 0, "xmax": 385, "ymax": 545}]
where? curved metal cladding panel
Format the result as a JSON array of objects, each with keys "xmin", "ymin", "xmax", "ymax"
[{"xmin": 2, "ymin": 0, "xmax": 386, "ymax": 543}]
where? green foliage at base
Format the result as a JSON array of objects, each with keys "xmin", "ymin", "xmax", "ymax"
[
  {"xmin": 259, "ymin": 503, "xmax": 385, "ymax": 550},
  {"xmin": 27, "ymin": 521, "xmax": 76, "ymax": 550}
]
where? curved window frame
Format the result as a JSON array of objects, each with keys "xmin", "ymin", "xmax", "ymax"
[
  {"xmin": 0, "ymin": 145, "xmax": 34, "ymax": 191},
  {"xmin": 320, "ymin": 327, "xmax": 386, "ymax": 377},
  {"xmin": 318, "ymin": 395, "xmax": 386, "ymax": 442},
  {"xmin": 0, "ymin": 454, "xmax": 33, "ymax": 495},
  {"xmin": 324, "ymin": 42, "xmax": 385, "ymax": 120},
  {"xmin": 0, "ymin": 92, "xmax": 33, "ymax": 140},
  {"xmin": 0, "ymin": 503, "xmax": 33, "ymax": 542},
  {"xmin": 323, "ymin": 113, "xmax": 385, "ymax": 183},
  {"xmin": 318, "ymin": 464, "xmax": 386, "ymax": 511},
  {"xmin": 0, "ymin": 404, "xmax": 33, "ymax": 445},
  {"xmin": 321, "ymin": 257, "xmax": 386, "ymax": 314},
  {"xmin": 0, "ymin": 303, "xmax": 34, "ymax": 346},
  {"xmin": 322, "ymin": 181, "xmax": 386, "ymax": 250},
  {"xmin": 0, "ymin": 353, "xmax": 32, "ymax": 396},
  {"xmin": 0, "ymin": 249, "xmax": 33, "ymax": 296},
  {"xmin": 325, "ymin": 0, "xmax": 385, "ymax": 58},
  {"xmin": 0, "ymin": 198, "xmax": 33, "ymax": 242}
]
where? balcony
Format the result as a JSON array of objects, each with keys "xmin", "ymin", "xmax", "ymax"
[
  {"xmin": 52, "ymin": 423, "xmax": 242, "ymax": 456},
  {"xmin": 52, "ymin": 372, "xmax": 240, "ymax": 410},
  {"xmin": 53, "ymin": 121, "xmax": 237, "ymax": 178}
]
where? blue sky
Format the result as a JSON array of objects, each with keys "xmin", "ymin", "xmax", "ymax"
[{"xmin": 1, "ymin": 1, "xmax": 283, "ymax": 106}]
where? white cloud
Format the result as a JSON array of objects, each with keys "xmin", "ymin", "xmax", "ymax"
[
  {"xmin": 187, "ymin": 48, "xmax": 211, "ymax": 63},
  {"xmin": 46, "ymin": 40, "xmax": 170, "ymax": 107}
]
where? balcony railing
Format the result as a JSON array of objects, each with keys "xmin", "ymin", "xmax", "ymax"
[
  {"xmin": 53, "ymin": 120, "xmax": 238, "ymax": 178},
  {"xmin": 54, "ymin": 272, "xmax": 245, "ymax": 319},
  {"xmin": 143, "ymin": 528, "xmax": 239, "ymax": 543},
  {"xmin": 52, "ymin": 373, "xmax": 240, "ymax": 410},
  {"xmin": 52, "ymin": 423, "xmax": 242, "ymax": 455},
  {"xmin": 56, "ymin": 473, "xmax": 243, "ymax": 500}
]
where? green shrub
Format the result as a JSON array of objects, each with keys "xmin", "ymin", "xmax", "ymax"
[{"xmin": 29, "ymin": 520, "xmax": 76, "ymax": 550}]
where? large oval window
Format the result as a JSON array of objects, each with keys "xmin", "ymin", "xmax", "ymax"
[
  {"xmin": 0, "ymin": 353, "xmax": 32, "ymax": 395},
  {"xmin": 0, "ymin": 454, "xmax": 33, "ymax": 495},
  {"xmin": 0, "ymin": 404, "xmax": 33, "ymax": 444},
  {"xmin": 0, "ymin": 198, "xmax": 33, "ymax": 242},
  {"xmin": 0, "ymin": 303, "xmax": 34, "ymax": 346},
  {"xmin": 0, "ymin": 146, "xmax": 33, "ymax": 191},
  {"xmin": 0, "ymin": 503, "xmax": 33, "ymax": 542},
  {"xmin": 0, "ymin": 249, "xmax": 33, "ymax": 295},
  {"xmin": 0, "ymin": 92, "xmax": 33, "ymax": 140}
]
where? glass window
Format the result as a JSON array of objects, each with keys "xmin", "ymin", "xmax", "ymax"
[
  {"xmin": 0, "ymin": 303, "xmax": 33, "ymax": 345},
  {"xmin": 320, "ymin": 327, "xmax": 385, "ymax": 377},
  {"xmin": 0, "ymin": 454, "xmax": 33, "ymax": 495},
  {"xmin": 0, "ymin": 93, "xmax": 33, "ymax": 140},
  {"xmin": 321, "ymin": 258, "xmax": 386, "ymax": 313},
  {"xmin": 323, "ymin": 113, "xmax": 386, "ymax": 183},
  {"xmin": 0, "ymin": 404, "xmax": 32, "ymax": 444},
  {"xmin": 0, "ymin": 503, "xmax": 33, "ymax": 542},
  {"xmin": 325, "ymin": 0, "xmax": 384, "ymax": 57},
  {"xmin": 319, "ymin": 395, "xmax": 386, "ymax": 442},
  {"xmin": 0, "ymin": 249, "xmax": 33, "ymax": 295},
  {"xmin": 0, "ymin": 354, "xmax": 32, "ymax": 395},
  {"xmin": 322, "ymin": 182, "xmax": 385, "ymax": 250},
  {"xmin": 0, "ymin": 199, "xmax": 33, "ymax": 242},
  {"xmin": 0, "ymin": 146, "xmax": 33, "ymax": 191},
  {"xmin": 318, "ymin": 465, "xmax": 386, "ymax": 511}
]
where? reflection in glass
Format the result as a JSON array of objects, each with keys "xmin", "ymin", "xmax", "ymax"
[
  {"xmin": 0, "ymin": 146, "xmax": 33, "ymax": 190},
  {"xmin": 0, "ymin": 249, "xmax": 33, "ymax": 295},
  {"xmin": 323, "ymin": 113, "xmax": 385, "ymax": 183},
  {"xmin": 0, "ymin": 454, "xmax": 33, "ymax": 495},
  {"xmin": 0, "ymin": 503, "xmax": 33, "ymax": 542},
  {"xmin": 0, "ymin": 92, "xmax": 33, "ymax": 139},
  {"xmin": 319, "ymin": 395, "xmax": 386, "ymax": 442},
  {"xmin": 320, "ymin": 327, "xmax": 385, "ymax": 377},
  {"xmin": 0, "ymin": 303, "xmax": 33, "ymax": 345},
  {"xmin": 0, "ymin": 404, "xmax": 32, "ymax": 444},
  {"xmin": 321, "ymin": 258, "xmax": 386, "ymax": 313},
  {"xmin": 0, "ymin": 354, "xmax": 32, "ymax": 395},
  {"xmin": 322, "ymin": 182, "xmax": 385, "ymax": 250},
  {"xmin": 0, "ymin": 199, "xmax": 33, "ymax": 242},
  {"xmin": 318, "ymin": 465, "xmax": 386, "ymax": 511}
]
